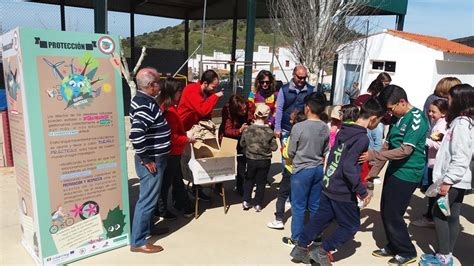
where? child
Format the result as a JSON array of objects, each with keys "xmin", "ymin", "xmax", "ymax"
[
  {"xmin": 421, "ymin": 84, "xmax": 473, "ymax": 266},
  {"xmin": 267, "ymin": 110, "xmax": 306, "ymax": 229},
  {"xmin": 157, "ymin": 78, "xmax": 195, "ymax": 218},
  {"xmin": 282, "ymin": 92, "xmax": 329, "ymax": 247},
  {"xmin": 412, "ymin": 99, "xmax": 448, "ymax": 228},
  {"xmin": 240, "ymin": 104, "xmax": 278, "ymax": 212},
  {"xmin": 327, "ymin": 106, "xmax": 342, "ymax": 150},
  {"xmin": 290, "ymin": 98, "xmax": 385, "ymax": 265},
  {"xmin": 367, "ymin": 85, "xmax": 429, "ymax": 265},
  {"xmin": 218, "ymin": 95, "xmax": 255, "ymax": 196}
]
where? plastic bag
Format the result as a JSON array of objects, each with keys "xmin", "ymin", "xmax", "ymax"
[
  {"xmin": 437, "ymin": 194, "xmax": 451, "ymax": 216},
  {"xmin": 425, "ymin": 179, "xmax": 443, "ymax": 197}
]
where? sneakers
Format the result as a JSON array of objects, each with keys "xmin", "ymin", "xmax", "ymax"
[
  {"xmin": 160, "ymin": 211, "xmax": 177, "ymax": 221},
  {"xmin": 267, "ymin": 219, "xmax": 284, "ymax": 230},
  {"xmin": 242, "ymin": 201, "xmax": 252, "ymax": 210},
  {"xmin": 254, "ymin": 205, "xmax": 262, "ymax": 212},
  {"xmin": 372, "ymin": 248, "xmax": 394, "ymax": 258},
  {"xmin": 290, "ymin": 246, "xmax": 311, "ymax": 264},
  {"xmin": 183, "ymin": 208, "xmax": 195, "ymax": 218},
  {"xmin": 282, "ymin": 236, "xmax": 297, "ymax": 247},
  {"xmin": 308, "ymin": 246, "xmax": 332, "ymax": 266},
  {"xmin": 420, "ymin": 254, "xmax": 453, "ymax": 266},
  {"xmin": 265, "ymin": 180, "xmax": 272, "ymax": 188},
  {"xmin": 388, "ymin": 255, "xmax": 416, "ymax": 265},
  {"xmin": 411, "ymin": 216, "xmax": 435, "ymax": 228}
]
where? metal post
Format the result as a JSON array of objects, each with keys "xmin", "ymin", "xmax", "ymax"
[
  {"xmin": 270, "ymin": 31, "xmax": 276, "ymax": 72},
  {"xmin": 184, "ymin": 15, "xmax": 190, "ymax": 78},
  {"xmin": 230, "ymin": 0, "xmax": 238, "ymax": 94},
  {"xmin": 243, "ymin": 0, "xmax": 256, "ymax": 97},
  {"xmin": 329, "ymin": 54, "xmax": 338, "ymax": 105},
  {"xmin": 199, "ymin": 0, "xmax": 208, "ymax": 77},
  {"xmin": 93, "ymin": 0, "xmax": 108, "ymax": 34},
  {"xmin": 396, "ymin": 15, "xmax": 405, "ymax": 31},
  {"xmin": 130, "ymin": 4, "xmax": 135, "ymax": 67},
  {"xmin": 60, "ymin": 0, "xmax": 66, "ymax": 31}
]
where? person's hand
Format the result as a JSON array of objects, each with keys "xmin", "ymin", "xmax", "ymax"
[
  {"xmin": 143, "ymin": 161, "xmax": 157, "ymax": 174},
  {"xmin": 215, "ymin": 91, "xmax": 224, "ymax": 98},
  {"xmin": 439, "ymin": 183, "xmax": 451, "ymax": 196},
  {"xmin": 187, "ymin": 136, "xmax": 196, "ymax": 143},
  {"xmin": 239, "ymin": 123, "xmax": 248, "ymax": 133},
  {"xmin": 275, "ymin": 131, "xmax": 281, "ymax": 139},
  {"xmin": 362, "ymin": 194, "xmax": 372, "ymax": 207},
  {"xmin": 358, "ymin": 152, "xmax": 369, "ymax": 163}
]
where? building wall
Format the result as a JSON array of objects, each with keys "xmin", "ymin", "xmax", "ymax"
[{"xmin": 335, "ymin": 32, "xmax": 474, "ymax": 109}]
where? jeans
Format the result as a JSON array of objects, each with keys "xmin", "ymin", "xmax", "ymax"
[
  {"xmin": 244, "ymin": 159, "xmax": 271, "ymax": 206},
  {"xmin": 380, "ymin": 174, "xmax": 418, "ymax": 258},
  {"xmin": 131, "ymin": 154, "xmax": 168, "ymax": 247},
  {"xmin": 298, "ymin": 193, "xmax": 360, "ymax": 252},
  {"xmin": 290, "ymin": 165, "xmax": 324, "ymax": 242},
  {"xmin": 275, "ymin": 168, "xmax": 291, "ymax": 220},
  {"xmin": 433, "ymin": 187, "xmax": 465, "ymax": 255}
]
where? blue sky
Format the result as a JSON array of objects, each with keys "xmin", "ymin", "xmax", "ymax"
[{"xmin": 0, "ymin": 0, "xmax": 473, "ymax": 40}]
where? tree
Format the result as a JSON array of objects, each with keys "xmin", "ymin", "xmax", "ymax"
[{"xmin": 267, "ymin": 0, "xmax": 372, "ymax": 83}]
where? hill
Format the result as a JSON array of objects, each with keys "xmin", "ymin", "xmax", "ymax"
[{"xmin": 121, "ymin": 19, "xmax": 287, "ymax": 56}]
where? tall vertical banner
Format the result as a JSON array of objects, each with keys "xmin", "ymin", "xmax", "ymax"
[{"xmin": 1, "ymin": 28, "xmax": 130, "ymax": 265}]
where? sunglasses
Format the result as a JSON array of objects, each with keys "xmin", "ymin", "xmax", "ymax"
[
  {"xmin": 259, "ymin": 80, "xmax": 271, "ymax": 85},
  {"xmin": 295, "ymin": 75, "xmax": 307, "ymax": 80}
]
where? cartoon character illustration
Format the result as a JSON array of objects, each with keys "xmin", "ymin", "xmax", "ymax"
[
  {"xmin": 49, "ymin": 205, "xmax": 74, "ymax": 234},
  {"xmin": 103, "ymin": 206, "xmax": 126, "ymax": 239},
  {"xmin": 43, "ymin": 52, "xmax": 105, "ymax": 109},
  {"xmin": 5, "ymin": 63, "xmax": 20, "ymax": 102}
]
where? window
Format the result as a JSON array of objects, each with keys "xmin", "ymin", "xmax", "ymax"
[
  {"xmin": 371, "ymin": 60, "xmax": 396, "ymax": 73},
  {"xmin": 285, "ymin": 60, "xmax": 290, "ymax": 67},
  {"xmin": 385, "ymin": 61, "xmax": 396, "ymax": 72},
  {"xmin": 372, "ymin": 61, "xmax": 384, "ymax": 70}
]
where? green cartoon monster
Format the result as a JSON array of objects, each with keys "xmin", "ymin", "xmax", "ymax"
[{"xmin": 103, "ymin": 206, "xmax": 126, "ymax": 239}]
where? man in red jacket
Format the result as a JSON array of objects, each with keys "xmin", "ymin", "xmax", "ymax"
[
  {"xmin": 178, "ymin": 69, "xmax": 223, "ymax": 201},
  {"xmin": 178, "ymin": 69, "xmax": 224, "ymax": 131}
]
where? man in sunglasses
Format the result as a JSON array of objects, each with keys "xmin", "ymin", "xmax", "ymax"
[{"xmin": 275, "ymin": 65, "xmax": 318, "ymax": 141}]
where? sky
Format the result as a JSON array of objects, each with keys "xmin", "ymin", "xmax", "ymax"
[{"xmin": 0, "ymin": 0, "xmax": 473, "ymax": 40}]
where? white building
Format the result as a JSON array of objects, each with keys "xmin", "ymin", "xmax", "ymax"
[
  {"xmin": 334, "ymin": 29, "xmax": 474, "ymax": 108},
  {"xmin": 188, "ymin": 45, "xmax": 299, "ymax": 83}
]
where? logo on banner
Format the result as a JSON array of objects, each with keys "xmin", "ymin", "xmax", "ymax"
[{"xmin": 98, "ymin": 36, "xmax": 115, "ymax": 54}]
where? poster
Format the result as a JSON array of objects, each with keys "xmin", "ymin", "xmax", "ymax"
[{"xmin": 1, "ymin": 28, "xmax": 130, "ymax": 265}]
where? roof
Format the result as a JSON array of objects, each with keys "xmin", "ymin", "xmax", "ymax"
[
  {"xmin": 29, "ymin": 0, "xmax": 407, "ymax": 20},
  {"xmin": 387, "ymin": 29, "xmax": 474, "ymax": 56}
]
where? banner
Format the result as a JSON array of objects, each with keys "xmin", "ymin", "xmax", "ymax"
[{"xmin": 1, "ymin": 28, "xmax": 130, "ymax": 265}]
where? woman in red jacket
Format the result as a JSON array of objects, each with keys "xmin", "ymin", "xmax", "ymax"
[
  {"xmin": 218, "ymin": 95, "xmax": 255, "ymax": 195},
  {"xmin": 157, "ymin": 78, "xmax": 195, "ymax": 218}
]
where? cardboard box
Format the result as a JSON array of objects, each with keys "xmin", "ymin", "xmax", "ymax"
[{"xmin": 188, "ymin": 137, "xmax": 237, "ymax": 185}]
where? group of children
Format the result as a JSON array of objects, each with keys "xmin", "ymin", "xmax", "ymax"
[{"xmin": 151, "ymin": 72, "xmax": 472, "ymax": 265}]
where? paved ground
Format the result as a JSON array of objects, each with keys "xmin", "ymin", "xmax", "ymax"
[{"xmin": 1, "ymin": 148, "xmax": 473, "ymax": 265}]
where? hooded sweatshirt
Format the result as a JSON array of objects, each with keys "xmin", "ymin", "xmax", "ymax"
[
  {"xmin": 432, "ymin": 116, "xmax": 473, "ymax": 190},
  {"xmin": 323, "ymin": 123, "xmax": 369, "ymax": 203}
]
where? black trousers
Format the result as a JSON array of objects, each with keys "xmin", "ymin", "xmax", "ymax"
[
  {"xmin": 243, "ymin": 158, "xmax": 271, "ymax": 206},
  {"xmin": 158, "ymin": 155, "xmax": 192, "ymax": 215},
  {"xmin": 433, "ymin": 187, "xmax": 466, "ymax": 255},
  {"xmin": 275, "ymin": 168, "xmax": 291, "ymax": 220},
  {"xmin": 235, "ymin": 143, "xmax": 246, "ymax": 192},
  {"xmin": 380, "ymin": 174, "xmax": 418, "ymax": 258}
]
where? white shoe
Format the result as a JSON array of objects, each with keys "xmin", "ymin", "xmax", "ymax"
[
  {"xmin": 373, "ymin": 178, "xmax": 382, "ymax": 184},
  {"xmin": 267, "ymin": 219, "xmax": 284, "ymax": 229}
]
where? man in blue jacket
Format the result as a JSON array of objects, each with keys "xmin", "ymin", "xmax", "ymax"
[{"xmin": 290, "ymin": 98, "xmax": 385, "ymax": 266}]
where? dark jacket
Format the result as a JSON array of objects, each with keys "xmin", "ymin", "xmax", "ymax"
[
  {"xmin": 323, "ymin": 123, "xmax": 369, "ymax": 203},
  {"xmin": 240, "ymin": 124, "xmax": 278, "ymax": 160}
]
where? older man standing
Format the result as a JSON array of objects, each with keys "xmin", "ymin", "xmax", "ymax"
[
  {"xmin": 274, "ymin": 65, "xmax": 317, "ymax": 141},
  {"xmin": 129, "ymin": 67, "xmax": 171, "ymax": 253}
]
